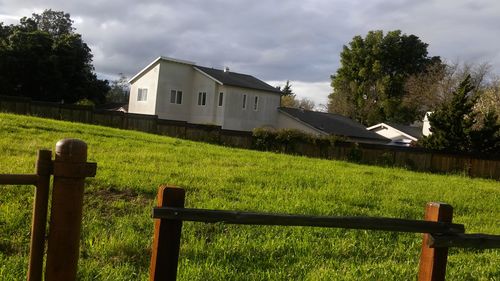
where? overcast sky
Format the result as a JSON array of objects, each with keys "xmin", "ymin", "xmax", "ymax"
[{"xmin": 1, "ymin": 0, "xmax": 500, "ymax": 107}]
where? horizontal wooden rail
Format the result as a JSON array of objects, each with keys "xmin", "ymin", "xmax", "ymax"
[
  {"xmin": 0, "ymin": 174, "xmax": 39, "ymax": 185},
  {"xmin": 153, "ymin": 207, "xmax": 465, "ymax": 234},
  {"xmin": 429, "ymin": 233, "xmax": 500, "ymax": 249}
]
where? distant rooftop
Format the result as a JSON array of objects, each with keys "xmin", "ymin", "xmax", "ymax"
[
  {"xmin": 278, "ymin": 107, "xmax": 389, "ymax": 142},
  {"xmin": 386, "ymin": 123, "xmax": 423, "ymax": 139}
]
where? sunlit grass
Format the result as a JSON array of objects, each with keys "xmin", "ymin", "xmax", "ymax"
[{"xmin": 0, "ymin": 113, "xmax": 499, "ymax": 280}]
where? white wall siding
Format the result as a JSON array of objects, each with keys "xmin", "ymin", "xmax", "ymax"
[
  {"xmin": 222, "ymin": 86, "xmax": 280, "ymax": 131},
  {"xmin": 128, "ymin": 65, "xmax": 160, "ymax": 115},
  {"xmin": 189, "ymin": 71, "xmax": 219, "ymax": 125},
  {"xmin": 214, "ymin": 85, "xmax": 226, "ymax": 126},
  {"xmin": 155, "ymin": 60, "xmax": 195, "ymax": 121}
]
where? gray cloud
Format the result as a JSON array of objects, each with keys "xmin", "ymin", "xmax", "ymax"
[{"xmin": 1, "ymin": 0, "xmax": 500, "ymax": 105}]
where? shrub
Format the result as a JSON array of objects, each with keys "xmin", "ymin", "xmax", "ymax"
[
  {"xmin": 378, "ymin": 151, "xmax": 395, "ymax": 166},
  {"xmin": 252, "ymin": 128, "xmax": 346, "ymax": 154},
  {"xmin": 347, "ymin": 143, "xmax": 362, "ymax": 162}
]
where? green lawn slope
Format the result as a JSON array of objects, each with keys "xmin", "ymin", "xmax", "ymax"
[{"xmin": 0, "ymin": 113, "xmax": 499, "ymax": 280}]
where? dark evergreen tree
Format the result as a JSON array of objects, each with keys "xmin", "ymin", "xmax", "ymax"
[
  {"xmin": 281, "ymin": 80, "xmax": 294, "ymax": 96},
  {"xmin": 420, "ymin": 75, "xmax": 477, "ymax": 152},
  {"xmin": 280, "ymin": 80, "xmax": 299, "ymax": 108},
  {"xmin": 471, "ymin": 110, "xmax": 500, "ymax": 154}
]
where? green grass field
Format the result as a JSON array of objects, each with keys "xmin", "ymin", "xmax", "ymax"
[{"xmin": 0, "ymin": 112, "xmax": 499, "ymax": 280}]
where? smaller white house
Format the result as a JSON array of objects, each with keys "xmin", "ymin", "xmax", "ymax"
[
  {"xmin": 367, "ymin": 123, "xmax": 423, "ymax": 146},
  {"xmin": 128, "ymin": 56, "xmax": 282, "ymax": 132}
]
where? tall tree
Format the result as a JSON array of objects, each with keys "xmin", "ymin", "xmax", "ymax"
[
  {"xmin": 278, "ymin": 81, "xmax": 315, "ymax": 110},
  {"xmin": 280, "ymin": 80, "xmax": 297, "ymax": 108},
  {"xmin": 471, "ymin": 110, "xmax": 500, "ymax": 154},
  {"xmin": 474, "ymin": 76, "xmax": 500, "ymax": 119},
  {"xmin": 30, "ymin": 9, "xmax": 74, "ymax": 37},
  {"xmin": 404, "ymin": 61, "xmax": 494, "ymax": 119},
  {"xmin": 0, "ymin": 9, "xmax": 109, "ymax": 104},
  {"xmin": 329, "ymin": 30, "xmax": 440, "ymax": 125},
  {"xmin": 281, "ymin": 80, "xmax": 293, "ymax": 96},
  {"xmin": 106, "ymin": 73, "xmax": 130, "ymax": 103},
  {"xmin": 297, "ymin": 98, "xmax": 315, "ymax": 111},
  {"xmin": 421, "ymin": 75, "xmax": 478, "ymax": 152}
]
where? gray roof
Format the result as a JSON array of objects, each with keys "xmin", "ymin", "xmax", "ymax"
[
  {"xmin": 279, "ymin": 107, "xmax": 389, "ymax": 142},
  {"xmin": 130, "ymin": 57, "xmax": 282, "ymax": 94},
  {"xmin": 195, "ymin": 66, "xmax": 282, "ymax": 94},
  {"xmin": 386, "ymin": 123, "xmax": 423, "ymax": 139}
]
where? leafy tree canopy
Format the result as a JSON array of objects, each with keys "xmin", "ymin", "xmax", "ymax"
[
  {"xmin": 328, "ymin": 30, "xmax": 440, "ymax": 125},
  {"xmin": 106, "ymin": 73, "xmax": 130, "ymax": 103},
  {"xmin": 403, "ymin": 60, "xmax": 495, "ymax": 119},
  {"xmin": 0, "ymin": 9, "xmax": 109, "ymax": 104},
  {"xmin": 278, "ymin": 80, "xmax": 315, "ymax": 110},
  {"xmin": 420, "ymin": 75, "xmax": 500, "ymax": 154}
]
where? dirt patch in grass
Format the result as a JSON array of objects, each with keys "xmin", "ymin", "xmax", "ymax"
[
  {"xmin": 87, "ymin": 186, "xmax": 154, "ymax": 204},
  {"xmin": 83, "ymin": 187, "xmax": 154, "ymax": 218}
]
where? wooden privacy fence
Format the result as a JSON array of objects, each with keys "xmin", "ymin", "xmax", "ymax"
[
  {"xmin": 150, "ymin": 186, "xmax": 500, "ymax": 281},
  {"xmin": 0, "ymin": 139, "xmax": 96, "ymax": 281},
  {"xmin": 1, "ymin": 94, "xmax": 499, "ymax": 180}
]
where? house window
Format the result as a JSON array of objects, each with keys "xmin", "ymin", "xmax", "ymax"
[
  {"xmin": 176, "ymin": 91, "xmax": 182, "ymax": 104},
  {"xmin": 198, "ymin": 92, "xmax": 207, "ymax": 106},
  {"xmin": 242, "ymin": 94, "xmax": 247, "ymax": 109},
  {"xmin": 137, "ymin": 88, "xmax": 148, "ymax": 101},
  {"xmin": 170, "ymin": 90, "xmax": 176, "ymax": 103},
  {"xmin": 254, "ymin": 96, "xmax": 259, "ymax": 111},
  {"xmin": 218, "ymin": 92, "xmax": 224, "ymax": 106},
  {"xmin": 170, "ymin": 90, "xmax": 183, "ymax": 104}
]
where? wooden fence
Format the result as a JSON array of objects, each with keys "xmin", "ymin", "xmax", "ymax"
[
  {"xmin": 0, "ymin": 139, "xmax": 96, "ymax": 281},
  {"xmin": 150, "ymin": 186, "xmax": 500, "ymax": 281},
  {"xmin": 1, "ymin": 95, "xmax": 499, "ymax": 180}
]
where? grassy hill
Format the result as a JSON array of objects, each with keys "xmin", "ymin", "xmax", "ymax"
[{"xmin": 0, "ymin": 112, "xmax": 498, "ymax": 280}]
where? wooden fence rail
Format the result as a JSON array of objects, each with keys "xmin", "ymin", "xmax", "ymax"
[
  {"xmin": 149, "ymin": 186, "xmax": 500, "ymax": 281},
  {"xmin": 152, "ymin": 207, "xmax": 466, "ymax": 234},
  {"xmin": 0, "ymin": 151, "xmax": 51, "ymax": 281},
  {"xmin": 0, "ymin": 139, "xmax": 96, "ymax": 281}
]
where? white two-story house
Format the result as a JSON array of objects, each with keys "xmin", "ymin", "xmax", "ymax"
[
  {"xmin": 128, "ymin": 56, "xmax": 282, "ymax": 131},
  {"xmin": 128, "ymin": 56, "xmax": 389, "ymax": 144}
]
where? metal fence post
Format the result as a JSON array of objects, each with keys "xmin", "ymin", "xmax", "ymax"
[
  {"xmin": 45, "ymin": 139, "xmax": 96, "ymax": 281},
  {"xmin": 149, "ymin": 186, "xmax": 185, "ymax": 281},
  {"xmin": 418, "ymin": 202, "xmax": 453, "ymax": 281}
]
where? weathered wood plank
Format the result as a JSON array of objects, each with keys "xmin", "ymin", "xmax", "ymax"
[
  {"xmin": 149, "ymin": 186, "xmax": 185, "ymax": 281},
  {"xmin": 0, "ymin": 174, "xmax": 39, "ymax": 185},
  {"xmin": 418, "ymin": 202, "xmax": 453, "ymax": 281},
  {"xmin": 153, "ymin": 207, "xmax": 465, "ymax": 234},
  {"xmin": 429, "ymin": 233, "xmax": 500, "ymax": 249},
  {"xmin": 28, "ymin": 150, "xmax": 52, "ymax": 281}
]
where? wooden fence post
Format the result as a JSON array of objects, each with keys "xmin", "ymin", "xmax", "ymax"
[
  {"xmin": 27, "ymin": 150, "xmax": 52, "ymax": 281},
  {"xmin": 45, "ymin": 139, "xmax": 97, "ymax": 281},
  {"xmin": 418, "ymin": 202, "xmax": 453, "ymax": 281},
  {"xmin": 149, "ymin": 186, "xmax": 185, "ymax": 281}
]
